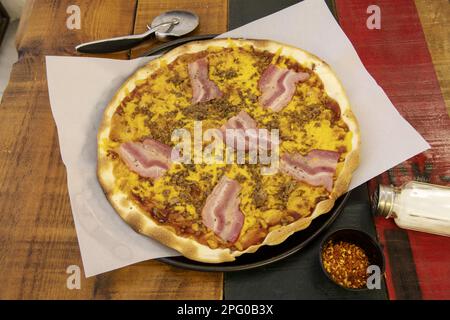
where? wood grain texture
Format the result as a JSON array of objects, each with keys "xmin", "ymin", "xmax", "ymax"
[
  {"xmin": 414, "ymin": 0, "xmax": 450, "ymax": 115},
  {"xmin": 92, "ymin": 260, "xmax": 222, "ymax": 300},
  {"xmin": 130, "ymin": 0, "xmax": 228, "ymax": 58},
  {"xmin": 15, "ymin": 0, "xmax": 137, "ymax": 59},
  {"xmin": 0, "ymin": 0, "xmax": 224, "ymax": 299},
  {"xmin": 0, "ymin": 56, "xmax": 91, "ymax": 299},
  {"xmin": 14, "ymin": 0, "xmax": 34, "ymax": 50}
]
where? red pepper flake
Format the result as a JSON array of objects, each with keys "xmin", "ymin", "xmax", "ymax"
[{"xmin": 322, "ymin": 240, "xmax": 370, "ymax": 289}]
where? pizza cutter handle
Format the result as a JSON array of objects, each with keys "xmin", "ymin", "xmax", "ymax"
[
  {"xmin": 75, "ymin": 21, "xmax": 176, "ymax": 54},
  {"xmin": 75, "ymin": 36, "xmax": 145, "ymax": 53}
]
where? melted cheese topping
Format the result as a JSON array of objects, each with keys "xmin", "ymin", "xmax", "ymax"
[{"xmin": 105, "ymin": 46, "xmax": 352, "ymax": 250}]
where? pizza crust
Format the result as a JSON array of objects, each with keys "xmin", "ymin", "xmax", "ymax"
[{"xmin": 97, "ymin": 39, "xmax": 360, "ymax": 263}]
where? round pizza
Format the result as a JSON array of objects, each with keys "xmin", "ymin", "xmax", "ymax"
[{"xmin": 97, "ymin": 39, "xmax": 359, "ymax": 263}]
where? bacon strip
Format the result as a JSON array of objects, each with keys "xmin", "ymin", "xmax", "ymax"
[
  {"xmin": 221, "ymin": 110, "xmax": 277, "ymax": 151},
  {"xmin": 188, "ymin": 57, "xmax": 223, "ymax": 104},
  {"xmin": 280, "ymin": 149, "xmax": 340, "ymax": 192},
  {"xmin": 117, "ymin": 138, "xmax": 172, "ymax": 179},
  {"xmin": 258, "ymin": 65, "xmax": 309, "ymax": 112},
  {"xmin": 201, "ymin": 176, "xmax": 244, "ymax": 243}
]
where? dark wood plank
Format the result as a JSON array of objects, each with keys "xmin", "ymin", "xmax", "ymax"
[
  {"xmin": 15, "ymin": 0, "xmax": 137, "ymax": 59},
  {"xmin": 92, "ymin": 260, "xmax": 222, "ymax": 300},
  {"xmin": 383, "ymin": 230, "xmax": 422, "ymax": 299}
]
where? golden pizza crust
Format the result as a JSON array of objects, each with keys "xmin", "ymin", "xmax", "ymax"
[{"xmin": 97, "ymin": 38, "xmax": 360, "ymax": 263}]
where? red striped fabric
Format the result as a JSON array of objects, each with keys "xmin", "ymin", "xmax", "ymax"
[{"xmin": 336, "ymin": 0, "xmax": 450, "ymax": 299}]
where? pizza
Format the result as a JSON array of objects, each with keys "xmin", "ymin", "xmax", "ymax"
[{"xmin": 97, "ymin": 39, "xmax": 359, "ymax": 263}]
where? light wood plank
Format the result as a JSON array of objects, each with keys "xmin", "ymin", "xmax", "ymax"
[
  {"xmin": 0, "ymin": 0, "xmax": 137, "ymax": 299},
  {"xmin": 130, "ymin": 0, "xmax": 228, "ymax": 58},
  {"xmin": 415, "ymin": 0, "xmax": 450, "ymax": 115}
]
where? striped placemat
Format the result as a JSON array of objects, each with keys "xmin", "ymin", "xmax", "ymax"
[{"xmin": 337, "ymin": 0, "xmax": 450, "ymax": 300}]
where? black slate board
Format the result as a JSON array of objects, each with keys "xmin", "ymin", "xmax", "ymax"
[
  {"xmin": 224, "ymin": 0, "xmax": 387, "ymax": 299},
  {"xmin": 0, "ymin": 2, "xmax": 9, "ymax": 47},
  {"xmin": 228, "ymin": 0, "xmax": 338, "ymax": 30},
  {"xmin": 224, "ymin": 185, "xmax": 388, "ymax": 299}
]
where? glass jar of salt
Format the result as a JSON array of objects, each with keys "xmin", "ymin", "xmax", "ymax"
[{"xmin": 373, "ymin": 181, "xmax": 450, "ymax": 237}]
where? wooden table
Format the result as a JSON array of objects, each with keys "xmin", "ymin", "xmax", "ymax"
[{"xmin": 0, "ymin": 0, "xmax": 448, "ymax": 299}]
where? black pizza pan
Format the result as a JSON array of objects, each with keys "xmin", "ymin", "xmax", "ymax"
[
  {"xmin": 152, "ymin": 31, "xmax": 350, "ymax": 272},
  {"xmin": 158, "ymin": 191, "xmax": 351, "ymax": 272}
]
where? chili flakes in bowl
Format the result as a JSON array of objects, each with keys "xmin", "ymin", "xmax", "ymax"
[{"xmin": 321, "ymin": 240, "xmax": 370, "ymax": 289}]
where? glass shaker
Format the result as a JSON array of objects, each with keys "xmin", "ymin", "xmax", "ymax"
[{"xmin": 373, "ymin": 181, "xmax": 450, "ymax": 237}]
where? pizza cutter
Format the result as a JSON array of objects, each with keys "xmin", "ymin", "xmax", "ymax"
[{"xmin": 75, "ymin": 10, "xmax": 199, "ymax": 54}]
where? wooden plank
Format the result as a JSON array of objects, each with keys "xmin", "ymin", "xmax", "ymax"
[
  {"xmin": 130, "ymin": 0, "xmax": 228, "ymax": 58},
  {"xmin": 15, "ymin": 0, "xmax": 36, "ymax": 52},
  {"xmin": 93, "ymin": 260, "xmax": 222, "ymax": 299},
  {"xmin": 15, "ymin": 0, "xmax": 137, "ymax": 59},
  {"xmin": 0, "ymin": 1, "xmax": 9, "ymax": 46},
  {"xmin": 0, "ymin": 0, "xmax": 133, "ymax": 299},
  {"xmin": 0, "ymin": 55, "xmax": 97, "ymax": 299},
  {"xmin": 414, "ymin": 0, "xmax": 450, "ymax": 115}
]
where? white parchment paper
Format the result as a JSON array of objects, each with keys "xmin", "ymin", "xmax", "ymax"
[{"xmin": 46, "ymin": 0, "xmax": 429, "ymax": 277}]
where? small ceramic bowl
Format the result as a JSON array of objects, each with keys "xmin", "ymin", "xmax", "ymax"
[{"xmin": 319, "ymin": 228, "xmax": 385, "ymax": 291}]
